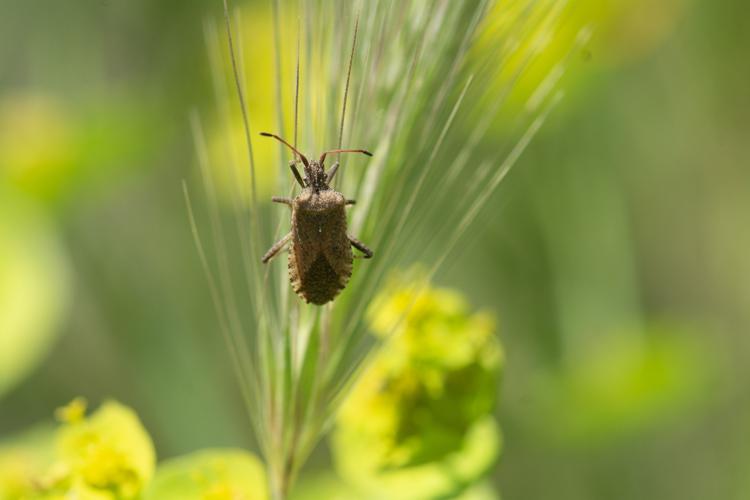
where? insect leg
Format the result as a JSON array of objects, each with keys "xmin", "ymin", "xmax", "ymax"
[
  {"xmin": 326, "ymin": 162, "xmax": 339, "ymax": 183},
  {"xmin": 289, "ymin": 160, "xmax": 306, "ymax": 188},
  {"xmin": 272, "ymin": 197, "xmax": 293, "ymax": 206},
  {"xmin": 348, "ymin": 234, "xmax": 373, "ymax": 259},
  {"xmin": 262, "ymin": 232, "xmax": 292, "ymax": 263},
  {"xmin": 346, "ymin": 199, "xmax": 356, "ymax": 205}
]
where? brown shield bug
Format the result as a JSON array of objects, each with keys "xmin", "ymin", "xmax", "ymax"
[{"xmin": 259, "ymin": 132, "xmax": 374, "ymax": 305}]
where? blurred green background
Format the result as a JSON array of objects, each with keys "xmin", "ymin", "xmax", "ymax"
[{"xmin": 1, "ymin": 0, "xmax": 749, "ymax": 499}]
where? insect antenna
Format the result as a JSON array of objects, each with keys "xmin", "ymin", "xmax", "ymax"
[
  {"xmin": 319, "ymin": 149, "xmax": 372, "ymax": 164},
  {"xmin": 259, "ymin": 132, "xmax": 309, "ymax": 167}
]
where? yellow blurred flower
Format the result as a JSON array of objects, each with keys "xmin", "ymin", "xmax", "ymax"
[
  {"xmin": 476, "ymin": 0, "xmax": 687, "ymax": 119},
  {"xmin": 0, "ymin": 94, "xmax": 76, "ymax": 198},
  {"xmin": 207, "ymin": 3, "xmax": 301, "ymax": 206},
  {"xmin": 0, "ymin": 436, "xmax": 53, "ymax": 500},
  {"xmin": 54, "ymin": 397, "xmax": 88, "ymax": 425},
  {"xmin": 334, "ymin": 269, "xmax": 503, "ymax": 498},
  {"xmin": 38, "ymin": 400, "xmax": 156, "ymax": 499},
  {"xmin": 1, "ymin": 402, "xmax": 271, "ymax": 500}
]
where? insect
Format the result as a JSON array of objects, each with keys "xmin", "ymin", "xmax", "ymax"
[{"xmin": 260, "ymin": 132, "xmax": 374, "ymax": 305}]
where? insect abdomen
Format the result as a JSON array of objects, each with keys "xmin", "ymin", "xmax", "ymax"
[
  {"xmin": 289, "ymin": 250, "xmax": 350, "ymax": 305},
  {"xmin": 288, "ymin": 202, "xmax": 353, "ymax": 305}
]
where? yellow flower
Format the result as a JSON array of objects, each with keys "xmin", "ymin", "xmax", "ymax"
[
  {"xmin": 54, "ymin": 398, "xmax": 87, "ymax": 424},
  {"xmin": 41, "ymin": 400, "xmax": 156, "ymax": 499},
  {"xmin": 0, "ymin": 446, "xmax": 47, "ymax": 499},
  {"xmin": 334, "ymin": 269, "xmax": 503, "ymax": 498},
  {"xmin": 474, "ymin": 0, "xmax": 687, "ymax": 123},
  {"xmin": 0, "ymin": 94, "xmax": 76, "ymax": 198}
]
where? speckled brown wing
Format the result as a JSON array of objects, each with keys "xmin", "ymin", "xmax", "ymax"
[{"xmin": 288, "ymin": 202, "xmax": 353, "ymax": 305}]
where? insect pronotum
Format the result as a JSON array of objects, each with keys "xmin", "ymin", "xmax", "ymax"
[{"xmin": 260, "ymin": 132, "xmax": 373, "ymax": 305}]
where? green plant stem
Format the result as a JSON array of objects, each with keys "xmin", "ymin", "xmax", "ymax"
[{"xmin": 269, "ymin": 450, "xmax": 297, "ymax": 500}]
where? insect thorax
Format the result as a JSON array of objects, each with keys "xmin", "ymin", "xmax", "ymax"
[{"xmin": 295, "ymin": 189, "xmax": 346, "ymax": 212}]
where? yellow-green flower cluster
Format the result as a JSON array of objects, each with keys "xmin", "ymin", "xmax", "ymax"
[
  {"xmin": 335, "ymin": 271, "xmax": 503, "ymax": 476},
  {"xmin": 47, "ymin": 399, "xmax": 155, "ymax": 499},
  {"xmin": 0, "ymin": 435, "xmax": 53, "ymax": 500},
  {"xmin": 0, "ymin": 399, "xmax": 268, "ymax": 500},
  {"xmin": 4, "ymin": 399, "xmax": 156, "ymax": 500}
]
